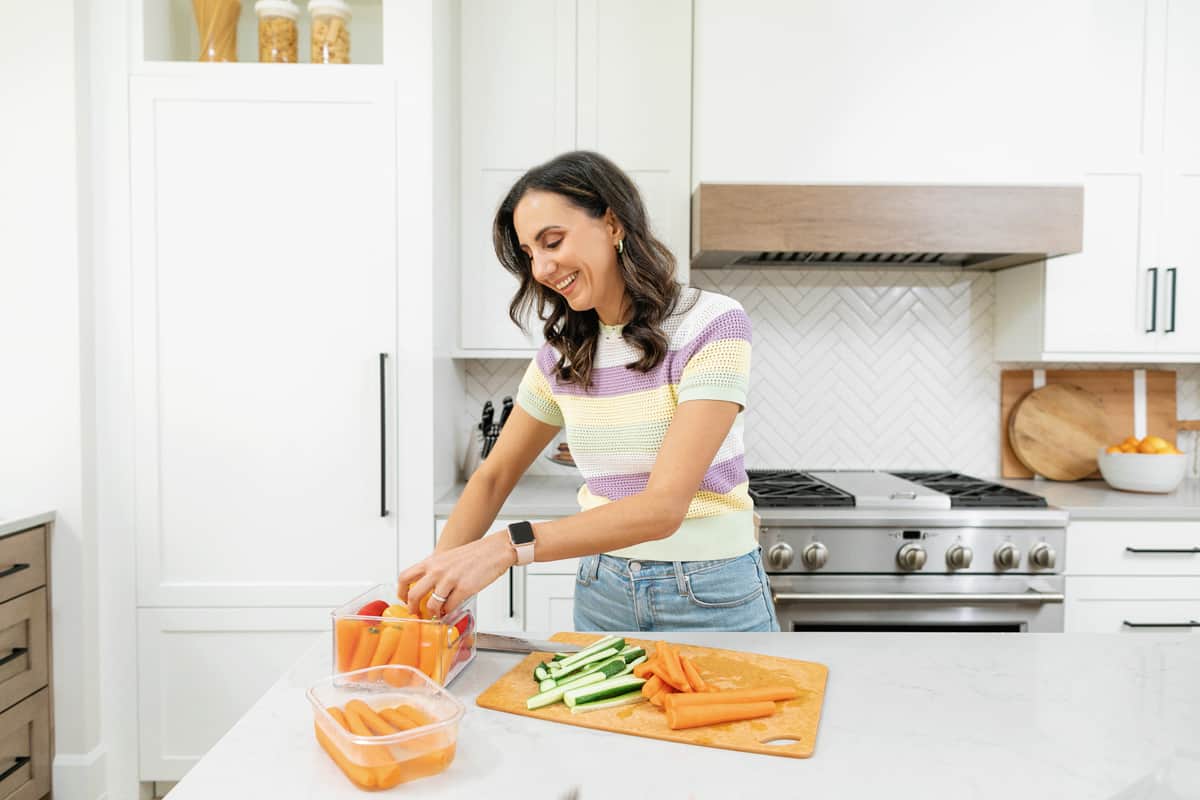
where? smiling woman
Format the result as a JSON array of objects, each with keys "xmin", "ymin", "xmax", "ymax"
[{"xmin": 397, "ymin": 151, "xmax": 779, "ymax": 633}]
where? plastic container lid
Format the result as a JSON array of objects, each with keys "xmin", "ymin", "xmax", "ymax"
[
  {"xmin": 254, "ymin": 0, "xmax": 300, "ymax": 19},
  {"xmin": 308, "ymin": 0, "xmax": 351, "ymax": 20}
]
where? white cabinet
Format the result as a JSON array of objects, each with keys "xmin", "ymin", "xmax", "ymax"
[
  {"xmin": 1063, "ymin": 519, "xmax": 1200, "ymax": 633},
  {"xmin": 693, "ymin": 0, "xmax": 1086, "ymax": 185},
  {"xmin": 137, "ymin": 607, "xmax": 328, "ymax": 780},
  {"xmin": 995, "ymin": 0, "xmax": 1200, "ymax": 361},
  {"xmin": 524, "ymin": 574, "xmax": 578, "ymax": 633},
  {"xmin": 458, "ymin": 0, "xmax": 692, "ymax": 355},
  {"xmin": 129, "ymin": 75, "xmax": 399, "ymax": 608},
  {"xmin": 434, "ymin": 518, "xmax": 525, "ymax": 632}
]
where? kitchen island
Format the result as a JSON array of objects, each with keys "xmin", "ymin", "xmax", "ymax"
[{"xmin": 167, "ymin": 632, "xmax": 1199, "ymax": 799}]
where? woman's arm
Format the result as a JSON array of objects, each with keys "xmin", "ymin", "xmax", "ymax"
[{"xmin": 434, "ymin": 406, "xmax": 561, "ymax": 552}]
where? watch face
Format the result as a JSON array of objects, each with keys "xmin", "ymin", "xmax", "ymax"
[{"xmin": 508, "ymin": 520, "xmax": 536, "ymax": 545}]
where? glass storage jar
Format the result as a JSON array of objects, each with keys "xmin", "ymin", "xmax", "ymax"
[
  {"xmin": 193, "ymin": 0, "xmax": 242, "ymax": 62},
  {"xmin": 255, "ymin": 0, "xmax": 299, "ymax": 62},
  {"xmin": 309, "ymin": 0, "xmax": 352, "ymax": 64}
]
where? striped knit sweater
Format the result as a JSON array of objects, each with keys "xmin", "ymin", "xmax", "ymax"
[{"xmin": 516, "ymin": 288, "xmax": 755, "ymax": 562}]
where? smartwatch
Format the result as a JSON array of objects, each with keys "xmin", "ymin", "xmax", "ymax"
[{"xmin": 507, "ymin": 520, "xmax": 536, "ymax": 566}]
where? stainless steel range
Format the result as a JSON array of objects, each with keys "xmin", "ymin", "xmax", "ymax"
[{"xmin": 750, "ymin": 470, "xmax": 1067, "ymax": 633}]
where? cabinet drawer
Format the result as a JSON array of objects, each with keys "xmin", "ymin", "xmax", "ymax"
[
  {"xmin": 0, "ymin": 529, "xmax": 45, "ymax": 606},
  {"xmin": 1067, "ymin": 598, "xmax": 1200, "ymax": 633},
  {"xmin": 0, "ymin": 589, "xmax": 48, "ymax": 714},
  {"xmin": 1067, "ymin": 520, "xmax": 1200, "ymax": 576},
  {"xmin": 0, "ymin": 687, "xmax": 51, "ymax": 800}
]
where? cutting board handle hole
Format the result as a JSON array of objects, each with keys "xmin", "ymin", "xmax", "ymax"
[{"xmin": 761, "ymin": 736, "xmax": 803, "ymax": 746}]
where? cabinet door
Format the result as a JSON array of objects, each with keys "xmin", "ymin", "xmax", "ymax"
[
  {"xmin": 1157, "ymin": 0, "xmax": 1200, "ymax": 355},
  {"xmin": 1066, "ymin": 520, "xmax": 1200, "ymax": 576},
  {"xmin": 577, "ymin": 0, "xmax": 692, "ymax": 284},
  {"xmin": 434, "ymin": 519, "xmax": 524, "ymax": 632},
  {"xmin": 137, "ymin": 607, "xmax": 328, "ymax": 781},
  {"xmin": 130, "ymin": 76, "xmax": 398, "ymax": 607},
  {"xmin": 524, "ymin": 574, "xmax": 577, "ymax": 633},
  {"xmin": 459, "ymin": 0, "xmax": 576, "ymax": 352}
]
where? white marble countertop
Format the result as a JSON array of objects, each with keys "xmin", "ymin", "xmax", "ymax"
[
  {"xmin": 168, "ymin": 632, "xmax": 1200, "ymax": 800},
  {"xmin": 436, "ymin": 476, "xmax": 1200, "ymax": 522},
  {"xmin": 0, "ymin": 510, "xmax": 54, "ymax": 540}
]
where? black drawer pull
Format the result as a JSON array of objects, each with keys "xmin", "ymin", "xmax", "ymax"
[
  {"xmin": 0, "ymin": 564, "xmax": 29, "ymax": 580},
  {"xmin": 0, "ymin": 756, "xmax": 29, "ymax": 783},
  {"xmin": 1125, "ymin": 547, "xmax": 1200, "ymax": 554},
  {"xmin": 0, "ymin": 648, "xmax": 27, "ymax": 668},
  {"xmin": 1123, "ymin": 620, "xmax": 1200, "ymax": 628}
]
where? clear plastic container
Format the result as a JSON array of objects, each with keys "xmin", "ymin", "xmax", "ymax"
[
  {"xmin": 308, "ymin": 665, "xmax": 464, "ymax": 790},
  {"xmin": 331, "ymin": 585, "xmax": 476, "ymax": 687},
  {"xmin": 192, "ymin": 0, "xmax": 242, "ymax": 62},
  {"xmin": 255, "ymin": 0, "xmax": 299, "ymax": 63},
  {"xmin": 309, "ymin": 0, "xmax": 351, "ymax": 64}
]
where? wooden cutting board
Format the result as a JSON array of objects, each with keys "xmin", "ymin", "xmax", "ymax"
[
  {"xmin": 1001, "ymin": 369, "xmax": 1179, "ymax": 479},
  {"xmin": 475, "ymin": 632, "xmax": 829, "ymax": 759},
  {"xmin": 1008, "ymin": 384, "xmax": 1109, "ymax": 481}
]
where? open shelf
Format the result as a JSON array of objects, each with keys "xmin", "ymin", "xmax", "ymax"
[{"xmin": 140, "ymin": 0, "xmax": 383, "ymax": 67}]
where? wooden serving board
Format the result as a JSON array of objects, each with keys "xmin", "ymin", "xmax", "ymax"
[
  {"xmin": 475, "ymin": 632, "xmax": 829, "ymax": 759},
  {"xmin": 1001, "ymin": 369, "xmax": 1178, "ymax": 479},
  {"xmin": 1008, "ymin": 384, "xmax": 1110, "ymax": 481}
]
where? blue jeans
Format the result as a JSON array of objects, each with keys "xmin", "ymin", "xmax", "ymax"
[{"xmin": 572, "ymin": 546, "xmax": 781, "ymax": 632}]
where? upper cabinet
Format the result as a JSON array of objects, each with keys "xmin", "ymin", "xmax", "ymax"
[
  {"xmin": 995, "ymin": 0, "xmax": 1200, "ymax": 362},
  {"xmin": 692, "ymin": 0, "xmax": 1086, "ymax": 185},
  {"xmin": 458, "ymin": 0, "xmax": 692, "ymax": 355}
]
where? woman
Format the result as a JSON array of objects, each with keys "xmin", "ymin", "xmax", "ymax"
[{"xmin": 398, "ymin": 151, "xmax": 779, "ymax": 632}]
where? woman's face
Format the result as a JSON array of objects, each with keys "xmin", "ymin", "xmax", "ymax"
[{"xmin": 512, "ymin": 190, "xmax": 625, "ymax": 321}]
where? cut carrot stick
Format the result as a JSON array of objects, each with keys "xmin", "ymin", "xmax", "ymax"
[
  {"xmin": 378, "ymin": 707, "xmax": 418, "ymax": 731},
  {"xmin": 314, "ymin": 723, "xmax": 376, "ymax": 789},
  {"xmin": 417, "ymin": 624, "xmax": 442, "ymax": 679},
  {"xmin": 341, "ymin": 705, "xmax": 375, "ymax": 738},
  {"xmin": 649, "ymin": 690, "xmax": 669, "ymax": 708},
  {"xmin": 335, "ymin": 620, "xmax": 362, "ymax": 673},
  {"xmin": 632, "ymin": 658, "xmax": 657, "ymax": 679},
  {"xmin": 348, "ymin": 625, "xmax": 381, "ymax": 671},
  {"xmin": 680, "ymin": 656, "xmax": 707, "ymax": 692},
  {"xmin": 663, "ymin": 686, "xmax": 799, "ymax": 709},
  {"xmin": 656, "ymin": 642, "xmax": 689, "ymax": 691},
  {"xmin": 367, "ymin": 626, "xmax": 403, "ymax": 681},
  {"xmin": 325, "ymin": 706, "xmax": 352, "ymax": 732},
  {"xmin": 345, "ymin": 700, "xmax": 398, "ymax": 737},
  {"xmin": 389, "ymin": 704, "xmax": 434, "ymax": 727},
  {"xmin": 641, "ymin": 674, "xmax": 664, "ymax": 698},
  {"xmin": 665, "ymin": 700, "xmax": 777, "ymax": 730}
]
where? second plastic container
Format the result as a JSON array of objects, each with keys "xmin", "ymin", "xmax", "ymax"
[{"xmin": 309, "ymin": 0, "xmax": 352, "ymax": 63}]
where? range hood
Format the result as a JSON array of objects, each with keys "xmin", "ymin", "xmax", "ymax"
[{"xmin": 690, "ymin": 184, "xmax": 1083, "ymax": 271}]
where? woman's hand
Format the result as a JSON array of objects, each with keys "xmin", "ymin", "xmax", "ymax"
[{"xmin": 397, "ymin": 530, "xmax": 516, "ymax": 617}]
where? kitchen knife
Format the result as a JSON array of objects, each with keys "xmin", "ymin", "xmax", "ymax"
[
  {"xmin": 498, "ymin": 396, "xmax": 514, "ymax": 430},
  {"xmin": 479, "ymin": 401, "xmax": 494, "ymax": 458},
  {"xmin": 475, "ymin": 632, "xmax": 583, "ymax": 655}
]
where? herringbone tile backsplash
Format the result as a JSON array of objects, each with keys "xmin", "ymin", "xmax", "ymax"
[{"xmin": 463, "ymin": 270, "xmax": 1200, "ymax": 478}]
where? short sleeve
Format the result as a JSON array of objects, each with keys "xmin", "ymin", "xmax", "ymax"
[
  {"xmin": 516, "ymin": 358, "xmax": 564, "ymax": 427},
  {"xmin": 677, "ymin": 305, "xmax": 752, "ymax": 410}
]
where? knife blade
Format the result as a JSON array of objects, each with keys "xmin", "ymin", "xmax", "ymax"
[
  {"xmin": 475, "ymin": 632, "xmax": 583, "ymax": 655},
  {"xmin": 498, "ymin": 396, "xmax": 514, "ymax": 430}
]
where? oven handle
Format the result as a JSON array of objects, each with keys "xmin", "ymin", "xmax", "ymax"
[{"xmin": 772, "ymin": 592, "xmax": 1065, "ymax": 604}]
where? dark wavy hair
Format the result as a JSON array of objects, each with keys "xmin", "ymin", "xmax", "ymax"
[{"xmin": 492, "ymin": 151, "xmax": 685, "ymax": 388}]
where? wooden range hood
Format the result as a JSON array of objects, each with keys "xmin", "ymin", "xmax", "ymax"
[{"xmin": 690, "ymin": 183, "xmax": 1083, "ymax": 271}]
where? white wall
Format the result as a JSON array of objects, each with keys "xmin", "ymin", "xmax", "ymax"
[{"xmin": 0, "ymin": 0, "xmax": 104, "ymax": 795}]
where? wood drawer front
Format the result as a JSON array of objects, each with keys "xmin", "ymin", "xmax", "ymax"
[
  {"xmin": 0, "ymin": 590, "xmax": 47, "ymax": 713},
  {"xmin": 0, "ymin": 688, "xmax": 51, "ymax": 800},
  {"xmin": 1067, "ymin": 520, "xmax": 1200, "ymax": 576},
  {"xmin": 0, "ymin": 530, "xmax": 44, "ymax": 608}
]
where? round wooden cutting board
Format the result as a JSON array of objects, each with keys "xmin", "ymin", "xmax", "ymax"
[{"xmin": 1008, "ymin": 383, "xmax": 1109, "ymax": 481}]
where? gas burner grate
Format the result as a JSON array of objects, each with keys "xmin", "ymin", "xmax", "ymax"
[
  {"xmin": 747, "ymin": 469, "xmax": 856, "ymax": 507},
  {"xmin": 888, "ymin": 471, "xmax": 1048, "ymax": 508}
]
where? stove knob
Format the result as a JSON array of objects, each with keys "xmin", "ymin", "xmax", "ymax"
[
  {"xmin": 945, "ymin": 544, "xmax": 973, "ymax": 570},
  {"xmin": 1030, "ymin": 543, "xmax": 1056, "ymax": 569},
  {"xmin": 994, "ymin": 543, "xmax": 1022, "ymax": 570},
  {"xmin": 897, "ymin": 543, "xmax": 927, "ymax": 571},
  {"xmin": 766, "ymin": 543, "xmax": 795, "ymax": 570},
  {"xmin": 801, "ymin": 542, "xmax": 828, "ymax": 570}
]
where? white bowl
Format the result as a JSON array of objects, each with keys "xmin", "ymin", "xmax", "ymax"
[{"xmin": 1096, "ymin": 447, "xmax": 1187, "ymax": 493}]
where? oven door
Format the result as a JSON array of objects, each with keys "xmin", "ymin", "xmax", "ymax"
[{"xmin": 769, "ymin": 574, "xmax": 1065, "ymax": 633}]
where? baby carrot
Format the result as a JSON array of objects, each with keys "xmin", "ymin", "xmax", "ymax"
[
  {"xmin": 665, "ymin": 700, "xmax": 777, "ymax": 730},
  {"xmin": 378, "ymin": 707, "xmax": 418, "ymax": 731},
  {"xmin": 641, "ymin": 674, "xmax": 664, "ymax": 698},
  {"xmin": 314, "ymin": 723, "xmax": 376, "ymax": 789},
  {"xmin": 664, "ymin": 686, "xmax": 799, "ymax": 709},
  {"xmin": 345, "ymin": 699, "xmax": 398, "ymax": 737},
  {"xmin": 680, "ymin": 656, "xmax": 707, "ymax": 692},
  {"xmin": 325, "ymin": 706, "xmax": 351, "ymax": 732},
  {"xmin": 632, "ymin": 658, "xmax": 657, "ymax": 679}
]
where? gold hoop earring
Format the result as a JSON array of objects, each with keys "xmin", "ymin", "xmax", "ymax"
[{"xmin": 617, "ymin": 239, "xmax": 624, "ymax": 255}]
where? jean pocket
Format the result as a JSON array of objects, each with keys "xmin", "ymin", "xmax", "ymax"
[
  {"xmin": 683, "ymin": 554, "xmax": 765, "ymax": 609},
  {"xmin": 576, "ymin": 554, "xmax": 597, "ymax": 587}
]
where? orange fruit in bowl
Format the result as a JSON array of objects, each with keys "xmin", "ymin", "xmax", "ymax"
[
  {"xmin": 1122, "ymin": 436, "xmax": 1139, "ymax": 447},
  {"xmin": 1120, "ymin": 443, "xmax": 1138, "ymax": 453},
  {"xmin": 1105, "ymin": 445, "xmax": 1122, "ymax": 455}
]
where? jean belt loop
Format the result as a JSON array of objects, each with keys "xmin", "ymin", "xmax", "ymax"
[
  {"xmin": 673, "ymin": 560, "xmax": 688, "ymax": 596},
  {"xmin": 591, "ymin": 553, "xmax": 602, "ymax": 581}
]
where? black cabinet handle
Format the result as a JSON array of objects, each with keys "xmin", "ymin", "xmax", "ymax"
[
  {"xmin": 1146, "ymin": 267, "xmax": 1158, "ymax": 332},
  {"xmin": 1123, "ymin": 620, "xmax": 1200, "ymax": 628},
  {"xmin": 1125, "ymin": 546, "xmax": 1200, "ymax": 554},
  {"xmin": 379, "ymin": 353, "xmax": 389, "ymax": 518},
  {"xmin": 0, "ymin": 647, "xmax": 27, "ymax": 668},
  {"xmin": 1166, "ymin": 267, "xmax": 1177, "ymax": 333},
  {"xmin": 0, "ymin": 563, "xmax": 29, "ymax": 580},
  {"xmin": 0, "ymin": 756, "xmax": 29, "ymax": 783}
]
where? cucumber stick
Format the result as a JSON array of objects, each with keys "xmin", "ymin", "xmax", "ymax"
[
  {"xmin": 552, "ymin": 636, "xmax": 624, "ymax": 672},
  {"xmin": 537, "ymin": 656, "xmax": 627, "ymax": 691},
  {"xmin": 549, "ymin": 647, "xmax": 621, "ymax": 678},
  {"xmin": 569, "ymin": 689, "xmax": 647, "ymax": 714},
  {"xmin": 564, "ymin": 675, "xmax": 646, "ymax": 708},
  {"xmin": 526, "ymin": 670, "xmax": 608, "ymax": 710}
]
